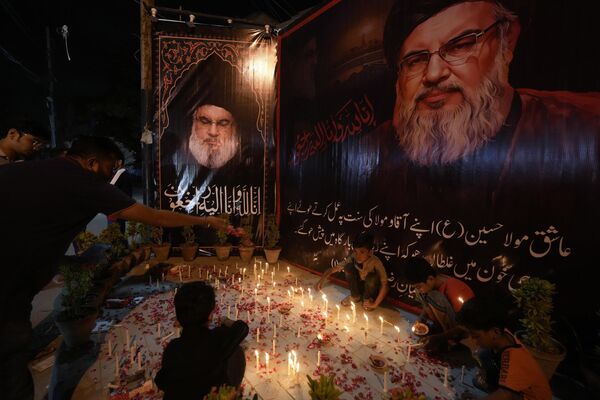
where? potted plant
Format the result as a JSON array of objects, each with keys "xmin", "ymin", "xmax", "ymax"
[
  {"xmin": 151, "ymin": 225, "xmax": 171, "ymax": 261},
  {"xmin": 512, "ymin": 277, "xmax": 566, "ymax": 378},
  {"xmin": 389, "ymin": 387, "xmax": 426, "ymax": 400},
  {"xmin": 306, "ymin": 374, "xmax": 343, "ymax": 400},
  {"xmin": 138, "ymin": 223, "xmax": 153, "ymax": 260},
  {"xmin": 73, "ymin": 231, "xmax": 98, "ymax": 255},
  {"xmin": 180, "ymin": 225, "xmax": 198, "ymax": 261},
  {"xmin": 99, "ymin": 223, "xmax": 131, "ymax": 270},
  {"xmin": 214, "ymin": 214, "xmax": 232, "ymax": 261},
  {"xmin": 263, "ymin": 214, "xmax": 281, "ymax": 263},
  {"xmin": 126, "ymin": 221, "xmax": 145, "ymax": 263},
  {"xmin": 238, "ymin": 215, "xmax": 255, "ymax": 263},
  {"xmin": 55, "ymin": 259, "xmax": 98, "ymax": 349}
]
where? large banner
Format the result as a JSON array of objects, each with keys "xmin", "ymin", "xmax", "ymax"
[
  {"xmin": 278, "ymin": 0, "xmax": 600, "ymax": 322},
  {"xmin": 155, "ymin": 30, "xmax": 277, "ymax": 240}
]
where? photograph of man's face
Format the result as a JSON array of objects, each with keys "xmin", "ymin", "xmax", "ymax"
[
  {"xmin": 188, "ymin": 103, "xmax": 240, "ymax": 169},
  {"xmin": 392, "ymin": 1, "xmax": 517, "ymax": 166}
]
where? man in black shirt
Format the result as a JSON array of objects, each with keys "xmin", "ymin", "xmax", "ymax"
[
  {"xmin": 155, "ymin": 281, "xmax": 249, "ymax": 399},
  {"xmin": 0, "ymin": 136, "xmax": 232, "ymax": 400}
]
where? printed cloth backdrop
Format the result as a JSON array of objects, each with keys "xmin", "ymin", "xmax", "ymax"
[
  {"xmin": 155, "ymin": 28, "xmax": 277, "ymax": 243},
  {"xmin": 278, "ymin": 0, "xmax": 600, "ymax": 342}
]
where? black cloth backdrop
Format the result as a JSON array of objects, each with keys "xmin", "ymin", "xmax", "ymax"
[{"xmin": 278, "ymin": 0, "xmax": 600, "ymax": 346}]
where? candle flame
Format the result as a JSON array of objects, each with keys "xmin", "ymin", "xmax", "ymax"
[
  {"xmin": 411, "ymin": 325, "xmax": 416, "ymax": 332},
  {"xmin": 336, "ymin": 304, "xmax": 340, "ymax": 310},
  {"xmin": 351, "ymin": 301, "xmax": 356, "ymax": 310},
  {"xmin": 317, "ymin": 333, "xmax": 323, "ymax": 340},
  {"xmin": 394, "ymin": 325, "xmax": 400, "ymax": 333},
  {"xmin": 363, "ymin": 313, "xmax": 368, "ymax": 321},
  {"xmin": 379, "ymin": 316, "xmax": 384, "ymax": 322},
  {"xmin": 458, "ymin": 296, "xmax": 464, "ymax": 304}
]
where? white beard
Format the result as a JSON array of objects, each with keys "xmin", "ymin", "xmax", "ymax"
[
  {"xmin": 188, "ymin": 133, "xmax": 239, "ymax": 169},
  {"xmin": 394, "ymin": 50, "xmax": 508, "ymax": 166}
]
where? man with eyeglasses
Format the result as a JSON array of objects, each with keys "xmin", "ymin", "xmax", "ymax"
[
  {"xmin": 0, "ymin": 119, "xmax": 49, "ymax": 165},
  {"xmin": 188, "ymin": 103, "xmax": 240, "ymax": 169}
]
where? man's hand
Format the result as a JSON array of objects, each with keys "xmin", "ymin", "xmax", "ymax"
[
  {"xmin": 363, "ymin": 299, "xmax": 377, "ymax": 311},
  {"xmin": 315, "ymin": 277, "xmax": 325, "ymax": 291},
  {"xmin": 220, "ymin": 317, "xmax": 235, "ymax": 327}
]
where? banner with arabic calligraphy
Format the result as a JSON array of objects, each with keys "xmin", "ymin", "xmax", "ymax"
[
  {"xmin": 278, "ymin": 0, "xmax": 600, "ymax": 322},
  {"xmin": 155, "ymin": 29, "xmax": 277, "ymax": 240}
]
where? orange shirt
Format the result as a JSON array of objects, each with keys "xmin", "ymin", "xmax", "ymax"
[
  {"xmin": 438, "ymin": 275, "xmax": 474, "ymax": 313},
  {"xmin": 498, "ymin": 333, "xmax": 552, "ymax": 400}
]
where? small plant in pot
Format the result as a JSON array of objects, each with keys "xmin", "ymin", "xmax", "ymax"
[
  {"xmin": 151, "ymin": 225, "xmax": 171, "ymax": 261},
  {"xmin": 512, "ymin": 277, "xmax": 566, "ymax": 378},
  {"xmin": 306, "ymin": 374, "xmax": 343, "ymax": 400},
  {"xmin": 73, "ymin": 231, "xmax": 99, "ymax": 255},
  {"xmin": 214, "ymin": 214, "xmax": 232, "ymax": 261},
  {"xmin": 263, "ymin": 214, "xmax": 281, "ymax": 264},
  {"xmin": 55, "ymin": 259, "xmax": 98, "ymax": 349},
  {"xmin": 180, "ymin": 225, "xmax": 198, "ymax": 261},
  {"xmin": 99, "ymin": 223, "xmax": 131, "ymax": 269},
  {"xmin": 238, "ymin": 215, "xmax": 255, "ymax": 264}
]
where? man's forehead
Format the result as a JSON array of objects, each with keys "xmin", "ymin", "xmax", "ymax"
[
  {"xmin": 400, "ymin": 1, "xmax": 496, "ymax": 55},
  {"xmin": 194, "ymin": 104, "xmax": 233, "ymax": 119}
]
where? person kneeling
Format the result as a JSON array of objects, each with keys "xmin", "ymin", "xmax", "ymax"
[
  {"xmin": 457, "ymin": 296, "xmax": 552, "ymax": 400},
  {"xmin": 316, "ymin": 232, "xmax": 388, "ymax": 311},
  {"xmin": 155, "ymin": 281, "xmax": 249, "ymax": 399}
]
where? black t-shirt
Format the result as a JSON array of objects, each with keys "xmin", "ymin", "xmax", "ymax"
[
  {"xmin": 0, "ymin": 157, "xmax": 136, "ymax": 321},
  {"xmin": 155, "ymin": 321, "xmax": 249, "ymax": 400}
]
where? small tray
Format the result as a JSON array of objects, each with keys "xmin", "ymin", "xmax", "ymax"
[{"xmin": 369, "ymin": 355, "xmax": 388, "ymax": 372}]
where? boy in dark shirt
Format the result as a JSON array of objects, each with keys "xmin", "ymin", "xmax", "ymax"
[{"xmin": 155, "ymin": 281, "xmax": 249, "ymax": 399}]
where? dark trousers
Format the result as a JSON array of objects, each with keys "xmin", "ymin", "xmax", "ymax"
[
  {"xmin": 225, "ymin": 346, "xmax": 246, "ymax": 387},
  {"xmin": 0, "ymin": 319, "xmax": 34, "ymax": 400},
  {"xmin": 344, "ymin": 264, "xmax": 380, "ymax": 301}
]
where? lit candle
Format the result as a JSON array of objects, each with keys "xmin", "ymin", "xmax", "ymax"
[
  {"xmin": 443, "ymin": 367, "xmax": 448, "ymax": 387},
  {"xmin": 309, "ymin": 294, "xmax": 313, "ymax": 306},
  {"xmin": 265, "ymin": 352, "xmax": 270, "ymax": 371},
  {"xmin": 321, "ymin": 293, "xmax": 328, "ymax": 312},
  {"xmin": 458, "ymin": 296, "xmax": 464, "ymax": 304},
  {"xmin": 287, "ymin": 352, "xmax": 292, "ymax": 376},
  {"xmin": 300, "ymin": 287, "xmax": 304, "ymax": 299},
  {"xmin": 254, "ymin": 287, "xmax": 258, "ymax": 300},
  {"xmin": 256, "ymin": 328, "xmax": 260, "ymax": 343},
  {"xmin": 271, "ymin": 271, "xmax": 275, "ymax": 281},
  {"xmin": 394, "ymin": 325, "xmax": 400, "ymax": 345},
  {"xmin": 287, "ymin": 266, "xmax": 290, "ymax": 275},
  {"xmin": 384, "ymin": 371, "xmax": 388, "ymax": 393},
  {"xmin": 379, "ymin": 316, "xmax": 384, "ymax": 335},
  {"xmin": 343, "ymin": 325, "xmax": 349, "ymax": 332},
  {"xmin": 241, "ymin": 286, "xmax": 244, "ymax": 297},
  {"xmin": 255, "ymin": 350, "xmax": 259, "ymax": 370},
  {"xmin": 461, "ymin": 365, "xmax": 465, "ymax": 383},
  {"xmin": 351, "ymin": 301, "xmax": 356, "ymax": 323},
  {"xmin": 336, "ymin": 305, "xmax": 340, "ymax": 321},
  {"xmin": 323, "ymin": 311, "xmax": 328, "ymax": 328},
  {"xmin": 363, "ymin": 313, "xmax": 369, "ymax": 331},
  {"xmin": 265, "ymin": 262, "xmax": 269, "ymax": 272},
  {"xmin": 295, "ymin": 361, "xmax": 300, "ymax": 381},
  {"xmin": 287, "ymin": 290, "xmax": 291, "ymax": 299},
  {"xmin": 317, "ymin": 350, "xmax": 321, "ymax": 367},
  {"xmin": 290, "ymin": 286, "xmax": 295, "ymax": 299}
]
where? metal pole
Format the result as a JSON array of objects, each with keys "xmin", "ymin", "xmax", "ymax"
[{"xmin": 45, "ymin": 26, "xmax": 57, "ymax": 147}]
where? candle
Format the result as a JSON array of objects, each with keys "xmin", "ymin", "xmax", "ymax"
[
  {"xmin": 443, "ymin": 367, "xmax": 449, "ymax": 387},
  {"xmin": 265, "ymin": 352, "xmax": 270, "ymax": 371},
  {"xmin": 241, "ymin": 286, "xmax": 244, "ymax": 297},
  {"xmin": 384, "ymin": 371, "xmax": 388, "ymax": 393},
  {"xmin": 351, "ymin": 301, "xmax": 356, "ymax": 323},
  {"xmin": 300, "ymin": 287, "xmax": 304, "ymax": 299},
  {"xmin": 287, "ymin": 352, "xmax": 292, "ymax": 376},
  {"xmin": 321, "ymin": 293, "xmax": 328, "ymax": 312},
  {"xmin": 254, "ymin": 287, "xmax": 258, "ymax": 300},
  {"xmin": 256, "ymin": 328, "xmax": 260, "ymax": 343},
  {"xmin": 323, "ymin": 311, "xmax": 328, "ymax": 328},
  {"xmin": 266, "ymin": 262, "xmax": 269, "ymax": 272},
  {"xmin": 309, "ymin": 294, "xmax": 313, "ymax": 306},
  {"xmin": 271, "ymin": 271, "xmax": 275, "ymax": 281},
  {"xmin": 406, "ymin": 344, "xmax": 412, "ymax": 364},
  {"xmin": 295, "ymin": 277, "xmax": 298, "ymax": 286},
  {"xmin": 379, "ymin": 316, "xmax": 384, "ymax": 335},
  {"xmin": 394, "ymin": 325, "xmax": 400, "ymax": 345},
  {"xmin": 188, "ymin": 265, "xmax": 191, "ymax": 277},
  {"xmin": 225, "ymin": 265, "xmax": 228, "ymax": 275},
  {"xmin": 461, "ymin": 365, "xmax": 465, "ymax": 383},
  {"xmin": 179, "ymin": 270, "xmax": 182, "ymax": 282},
  {"xmin": 287, "ymin": 266, "xmax": 290, "ymax": 275},
  {"xmin": 297, "ymin": 325, "xmax": 301, "ymax": 338},
  {"xmin": 301, "ymin": 300, "xmax": 305, "ymax": 309},
  {"xmin": 267, "ymin": 297, "xmax": 271, "ymax": 314},
  {"xmin": 213, "ymin": 264, "xmax": 216, "ymax": 272},
  {"xmin": 255, "ymin": 350, "xmax": 259, "ymax": 370},
  {"xmin": 317, "ymin": 350, "xmax": 321, "ymax": 367},
  {"xmin": 336, "ymin": 305, "xmax": 340, "ymax": 321},
  {"xmin": 273, "ymin": 323, "xmax": 277, "ymax": 338},
  {"xmin": 287, "ymin": 289, "xmax": 291, "ymax": 299},
  {"xmin": 290, "ymin": 286, "xmax": 295, "ymax": 299},
  {"xmin": 363, "ymin": 313, "xmax": 369, "ymax": 331},
  {"xmin": 295, "ymin": 361, "xmax": 300, "ymax": 381},
  {"xmin": 235, "ymin": 306, "xmax": 239, "ymax": 320},
  {"xmin": 458, "ymin": 296, "xmax": 464, "ymax": 304},
  {"xmin": 115, "ymin": 356, "xmax": 119, "ymax": 378},
  {"xmin": 272, "ymin": 339, "xmax": 276, "ymax": 355}
]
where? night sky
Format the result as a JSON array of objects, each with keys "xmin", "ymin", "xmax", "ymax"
[{"xmin": 0, "ymin": 0, "xmax": 322, "ymax": 150}]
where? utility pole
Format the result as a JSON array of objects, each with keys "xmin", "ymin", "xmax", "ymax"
[
  {"xmin": 140, "ymin": 0, "xmax": 154, "ymax": 206},
  {"xmin": 45, "ymin": 26, "xmax": 57, "ymax": 147}
]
